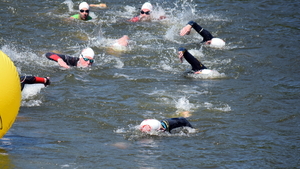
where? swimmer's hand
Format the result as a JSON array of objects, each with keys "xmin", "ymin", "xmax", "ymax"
[
  {"xmin": 178, "ymin": 51, "xmax": 184, "ymax": 63},
  {"xmin": 57, "ymin": 58, "xmax": 70, "ymax": 69},
  {"xmin": 129, "ymin": 16, "xmax": 140, "ymax": 22},
  {"xmin": 117, "ymin": 35, "xmax": 129, "ymax": 47},
  {"xmin": 194, "ymin": 70, "xmax": 202, "ymax": 74},
  {"xmin": 180, "ymin": 25, "xmax": 192, "ymax": 36},
  {"xmin": 44, "ymin": 77, "xmax": 51, "ymax": 86}
]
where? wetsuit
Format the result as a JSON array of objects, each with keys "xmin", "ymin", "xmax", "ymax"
[
  {"xmin": 187, "ymin": 21, "xmax": 213, "ymax": 42},
  {"xmin": 20, "ymin": 76, "xmax": 49, "ymax": 91},
  {"xmin": 70, "ymin": 14, "xmax": 92, "ymax": 21},
  {"xmin": 45, "ymin": 52, "xmax": 79, "ymax": 67},
  {"xmin": 160, "ymin": 117, "xmax": 193, "ymax": 133},
  {"xmin": 178, "ymin": 47, "xmax": 207, "ymax": 72}
]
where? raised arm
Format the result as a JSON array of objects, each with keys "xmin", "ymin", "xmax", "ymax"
[{"xmin": 180, "ymin": 21, "xmax": 214, "ymax": 42}]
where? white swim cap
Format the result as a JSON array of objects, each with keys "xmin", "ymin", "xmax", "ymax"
[
  {"xmin": 81, "ymin": 47, "xmax": 94, "ymax": 59},
  {"xmin": 79, "ymin": 2, "xmax": 89, "ymax": 10},
  {"xmin": 210, "ymin": 38, "xmax": 225, "ymax": 48},
  {"xmin": 140, "ymin": 119, "xmax": 161, "ymax": 132},
  {"xmin": 141, "ymin": 2, "xmax": 153, "ymax": 11}
]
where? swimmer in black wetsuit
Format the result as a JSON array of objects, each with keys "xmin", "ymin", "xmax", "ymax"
[
  {"xmin": 139, "ymin": 117, "xmax": 193, "ymax": 133},
  {"xmin": 180, "ymin": 20, "xmax": 225, "ymax": 47},
  {"xmin": 20, "ymin": 76, "xmax": 50, "ymax": 91},
  {"xmin": 178, "ymin": 47, "xmax": 208, "ymax": 74},
  {"xmin": 45, "ymin": 47, "xmax": 95, "ymax": 69}
]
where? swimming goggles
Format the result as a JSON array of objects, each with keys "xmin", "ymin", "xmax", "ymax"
[
  {"xmin": 80, "ymin": 54, "xmax": 94, "ymax": 63},
  {"xmin": 80, "ymin": 10, "xmax": 89, "ymax": 13},
  {"xmin": 140, "ymin": 11, "xmax": 151, "ymax": 15}
]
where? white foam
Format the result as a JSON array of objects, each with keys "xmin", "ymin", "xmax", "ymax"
[
  {"xmin": 175, "ymin": 97, "xmax": 193, "ymax": 111},
  {"xmin": 22, "ymin": 84, "xmax": 44, "ymax": 98},
  {"xmin": 113, "ymin": 73, "xmax": 136, "ymax": 80},
  {"xmin": 203, "ymin": 102, "xmax": 231, "ymax": 112},
  {"xmin": 62, "ymin": 0, "xmax": 74, "ymax": 13},
  {"xmin": 186, "ymin": 69, "xmax": 226, "ymax": 79},
  {"xmin": 21, "ymin": 84, "xmax": 45, "ymax": 107}
]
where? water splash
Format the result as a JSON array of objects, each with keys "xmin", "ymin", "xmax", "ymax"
[
  {"xmin": 175, "ymin": 96, "xmax": 193, "ymax": 111},
  {"xmin": 63, "ymin": 0, "xmax": 75, "ymax": 13},
  {"xmin": 21, "ymin": 84, "xmax": 45, "ymax": 107},
  {"xmin": 203, "ymin": 102, "xmax": 231, "ymax": 112}
]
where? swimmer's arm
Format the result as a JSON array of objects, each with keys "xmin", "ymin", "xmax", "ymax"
[
  {"xmin": 57, "ymin": 59, "xmax": 70, "ymax": 69},
  {"xmin": 128, "ymin": 16, "xmax": 140, "ymax": 22},
  {"xmin": 89, "ymin": 3, "xmax": 107, "ymax": 8},
  {"xmin": 178, "ymin": 47, "xmax": 186, "ymax": 63}
]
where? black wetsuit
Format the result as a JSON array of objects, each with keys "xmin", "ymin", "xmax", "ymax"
[
  {"xmin": 187, "ymin": 20, "xmax": 213, "ymax": 42},
  {"xmin": 179, "ymin": 47, "xmax": 207, "ymax": 72},
  {"xmin": 45, "ymin": 52, "xmax": 79, "ymax": 67},
  {"xmin": 160, "ymin": 117, "xmax": 193, "ymax": 133},
  {"xmin": 20, "ymin": 76, "xmax": 49, "ymax": 91}
]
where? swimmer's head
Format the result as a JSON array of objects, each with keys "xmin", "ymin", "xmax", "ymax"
[
  {"xmin": 79, "ymin": 2, "xmax": 89, "ymax": 10},
  {"xmin": 81, "ymin": 47, "xmax": 94, "ymax": 59},
  {"xmin": 141, "ymin": 2, "xmax": 153, "ymax": 12},
  {"xmin": 208, "ymin": 38, "xmax": 225, "ymax": 48},
  {"xmin": 139, "ymin": 119, "xmax": 161, "ymax": 132}
]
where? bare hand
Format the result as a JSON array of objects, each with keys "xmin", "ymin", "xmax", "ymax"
[
  {"xmin": 57, "ymin": 58, "xmax": 70, "ymax": 69},
  {"xmin": 117, "ymin": 35, "xmax": 129, "ymax": 47},
  {"xmin": 180, "ymin": 25, "xmax": 192, "ymax": 36},
  {"xmin": 178, "ymin": 51, "xmax": 184, "ymax": 63},
  {"xmin": 129, "ymin": 16, "xmax": 139, "ymax": 22}
]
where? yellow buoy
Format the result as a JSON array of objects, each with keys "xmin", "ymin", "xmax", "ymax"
[{"xmin": 0, "ymin": 50, "xmax": 21, "ymax": 138}]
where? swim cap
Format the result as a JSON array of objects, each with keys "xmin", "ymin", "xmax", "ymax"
[
  {"xmin": 210, "ymin": 38, "xmax": 225, "ymax": 48},
  {"xmin": 79, "ymin": 2, "xmax": 89, "ymax": 10},
  {"xmin": 141, "ymin": 2, "xmax": 153, "ymax": 11},
  {"xmin": 81, "ymin": 47, "xmax": 94, "ymax": 59},
  {"xmin": 140, "ymin": 119, "xmax": 161, "ymax": 132}
]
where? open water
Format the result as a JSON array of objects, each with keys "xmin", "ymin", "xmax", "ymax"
[{"xmin": 0, "ymin": 0, "xmax": 299, "ymax": 168}]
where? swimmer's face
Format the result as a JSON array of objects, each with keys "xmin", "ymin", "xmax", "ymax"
[
  {"xmin": 79, "ymin": 8, "xmax": 89, "ymax": 20},
  {"xmin": 140, "ymin": 9, "xmax": 151, "ymax": 21},
  {"xmin": 78, "ymin": 55, "xmax": 94, "ymax": 68}
]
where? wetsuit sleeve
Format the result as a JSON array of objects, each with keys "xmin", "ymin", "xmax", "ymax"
[
  {"xmin": 45, "ymin": 52, "xmax": 62, "ymax": 62},
  {"xmin": 45, "ymin": 52, "xmax": 79, "ymax": 67},
  {"xmin": 187, "ymin": 21, "xmax": 213, "ymax": 42},
  {"xmin": 20, "ymin": 76, "xmax": 40, "ymax": 91},
  {"xmin": 179, "ymin": 47, "xmax": 207, "ymax": 71},
  {"xmin": 20, "ymin": 76, "xmax": 36, "ymax": 84},
  {"xmin": 161, "ymin": 117, "xmax": 193, "ymax": 132}
]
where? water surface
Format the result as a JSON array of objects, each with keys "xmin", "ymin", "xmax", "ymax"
[{"xmin": 0, "ymin": 0, "xmax": 299, "ymax": 168}]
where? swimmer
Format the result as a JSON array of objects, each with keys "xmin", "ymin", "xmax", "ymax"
[
  {"xmin": 139, "ymin": 117, "xmax": 193, "ymax": 133},
  {"xmin": 129, "ymin": 2, "xmax": 166, "ymax": 22},
  {"xmin": 45, "ymin": 47, "xmax": 95, "ymax": 69},
  {"xmin": 180, "ymin": 20, "xmax": 225, "ymax": 48},
  {"xmin": 178, "ymin": 47, "xmax": 208, "ymax": 74},
  {"xmin": 70, "ymin": 2, "xmax": 92, "ymax": 21},
  {"xmin": 20, "ymin": 76, "xmax": 50, "ymax": 91}
]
